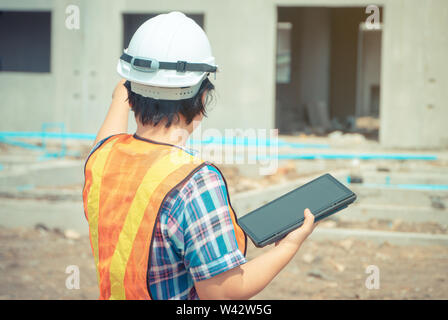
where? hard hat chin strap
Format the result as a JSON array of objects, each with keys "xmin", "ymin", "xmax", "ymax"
[{"xmin": 120, "ymin": 52, "xmax": 218, "ymax": 73}]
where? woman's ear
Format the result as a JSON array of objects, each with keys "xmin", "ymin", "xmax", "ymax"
[{"xmin": 201, "ymin": 89, "xmax": 208, "ymax": 106}]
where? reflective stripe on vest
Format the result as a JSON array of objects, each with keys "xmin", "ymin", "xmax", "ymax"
[{"xmin": 82, "ymin": 134, "xmax": 247, "ymax": 300}]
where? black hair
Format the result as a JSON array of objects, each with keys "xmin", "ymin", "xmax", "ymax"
[{"xmin": 124, "ymin": 77, "xmax": 215, "ymax": 128}]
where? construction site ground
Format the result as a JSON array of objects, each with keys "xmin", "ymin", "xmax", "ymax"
[
  {"xmin": 0, "ymin": 133, "xmax": 447, "ymax": 299},
  {"xmin": 0, "ymin": 226, "xmax": 446, "ymax": 300}
]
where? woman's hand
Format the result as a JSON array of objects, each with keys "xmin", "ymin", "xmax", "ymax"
[
  {"xmin": 196, "ymin": 208, "xmax": 319, "ymax": 300},
  {"xmin": 112, "ymin": 79, "xmax": 130, "ymax": 106}
]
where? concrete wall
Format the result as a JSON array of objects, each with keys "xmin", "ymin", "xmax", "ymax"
[
  {"xmin": 379, "ymin": 0, "xmax": 448, "ymax": 149},
  {"xmin": 0, "ymin": 0, "xmax": 121, "ymax": 134},
  {"xmin": 1, "ymin": 0, "xmax": 447, "ymax": 149},
  {"xmin": 0, "ymin": 0, "xmax": 276, "ymax": 134}
]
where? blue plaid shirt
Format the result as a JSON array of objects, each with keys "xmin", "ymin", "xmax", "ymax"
[
  {"xmin": 149, "ymin": 164, "xmax": 246, "ymax": 299},
  {"xmin": 89, "ymin": 137, "xmax": 246, "ymax": 300}
]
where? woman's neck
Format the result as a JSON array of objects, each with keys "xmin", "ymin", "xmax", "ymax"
[{"xmin": 135, "ymin": 122, "xmax": 191, "ymax": 147}]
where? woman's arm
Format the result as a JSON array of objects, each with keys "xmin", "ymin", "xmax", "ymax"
[
  {"xmin": 195, "ymin": 209, "xmax": 317, "ymax": 300},
  {"xmin": 93, "ymin": 79, "xmax": 131, "ymax": 146}
]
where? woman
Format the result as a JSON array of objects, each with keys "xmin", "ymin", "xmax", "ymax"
[{"xmin": 83, "ymin": 11, "xmax": 317, "ymax": 300}]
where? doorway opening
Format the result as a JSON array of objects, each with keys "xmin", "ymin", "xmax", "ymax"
[{"xmin": 275, "ymin": 7, "xmax": 383, "ymax": 139}]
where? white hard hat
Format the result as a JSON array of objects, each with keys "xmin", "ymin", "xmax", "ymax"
[{"xmin": 117, "ymin": 11, "xmax": 217, "ymax": 100}]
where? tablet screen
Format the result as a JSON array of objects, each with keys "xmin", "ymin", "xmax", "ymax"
[{"xmin": 238, "ymin": 174, "xmax": 352, "ymax": 243}]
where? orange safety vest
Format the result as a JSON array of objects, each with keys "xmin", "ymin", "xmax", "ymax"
[{"xmin": 82, "ymin": 134, "xmax": 246, "ymax": 300}]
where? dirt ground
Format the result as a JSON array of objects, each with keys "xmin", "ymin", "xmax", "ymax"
[
  {"xmin": 0, "ymin": 225, "xmax": 446, "ymax": 300},
  {"xmin": 1, "ymin": 139, "xmax": 447, "ymax": 300}
]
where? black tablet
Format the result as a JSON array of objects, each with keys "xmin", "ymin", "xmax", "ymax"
[{"xmin": 238, "ymin": 173, "xmax": 357, "ymax": 247}]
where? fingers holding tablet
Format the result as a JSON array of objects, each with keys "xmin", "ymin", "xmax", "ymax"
[{"xmin": 275, "ymin": 208, "xmax": 317, "ymax": 250}]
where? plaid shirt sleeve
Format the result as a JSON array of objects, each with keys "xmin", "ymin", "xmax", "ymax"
[{"xmin": 168, "ymin": 164, "xmax": 246, "ymax": 282}]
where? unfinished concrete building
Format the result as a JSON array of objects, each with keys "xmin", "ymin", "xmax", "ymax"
[{"xmin": 0, "ymin": 0, "xmax": 447, "ymax": 149}]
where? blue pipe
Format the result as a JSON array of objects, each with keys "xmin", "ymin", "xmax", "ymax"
[
  {"xmin": 354, "ymin": 183, "xmax": 448, "ymax": 191},
  {"xmin": 256, "ymin": 153, "xmax": 437, "ymax": 161},
  {"xmin": 0, "ymin": 132, "xmax": 331, "ymax": 148},
  {"xmin": 0, "ymin": 132, "xmax": 96, "ymax": 140},
  {"xmin": 0, "ymin": 132, "xmax": 332, "ymax": 149}
]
